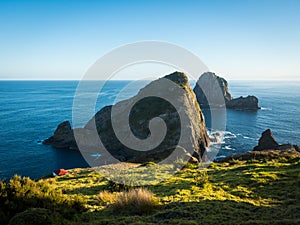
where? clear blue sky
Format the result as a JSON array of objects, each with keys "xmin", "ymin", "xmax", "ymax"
[{"xmin": 0, "ymin": 0, "xmax": 299, "ymax": 80}]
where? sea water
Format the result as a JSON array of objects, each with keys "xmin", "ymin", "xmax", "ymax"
[{"xmin": 0, "ymin": 80, "xmax": 299, "ymax": 179}]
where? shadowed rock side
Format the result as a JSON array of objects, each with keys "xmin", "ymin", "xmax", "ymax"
[
  {"xmin": 218, "ymin": 129, "xmax": 299, "ymax": 162},
  {"xmin": 193, "ymin": 72, "xmax": 232, "ymax": 109},
  {"xmin": 193, "ymin": 72, "xmax": 260, "ymax": 110},
  {"xmin": 44, "ymin": 72, "xmax": 210, "ymax": 163},
  {"xmin": 43, "ymin": 121, "xmax": 76, "ymax": 149},
  {"xmin": 253, "ymin": 129, "xmax": 279, "ymax": 151}
]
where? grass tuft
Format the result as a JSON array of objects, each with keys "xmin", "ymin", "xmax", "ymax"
[
  {"xmin": 98, "ymin": 190, "xmax": 116, "ymax": 205},
  {"xmin": 112, "ymin": 188, "xmax": 159, "ymax": 214}
]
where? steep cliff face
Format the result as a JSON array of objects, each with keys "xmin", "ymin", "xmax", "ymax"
[
  {"xmin": 44, "ymin": 72, "xmax": 210, "ymax": 163},
  {"xmin": 193, "ymin": 72, "xmax": 232, "ymax": 108},
  {"xmin": 194, "ymin": 72, "xmax": 260, "ymax": 110}
]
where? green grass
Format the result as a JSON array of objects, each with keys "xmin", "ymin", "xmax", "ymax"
[{"xmin": 2, "ymin": 158, "xmax": 300, "ymax": 224}]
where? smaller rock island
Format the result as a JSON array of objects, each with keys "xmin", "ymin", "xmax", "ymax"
[
  {"xmin": 218, "ymin": 129, "xmax": 299, "ymax": 162},
  {"xmin": 193, "ymin": 72, "xmax": 260, "ymax": 110},
  {"xmin": 253, "ymin": 129, "xmax": 299, "ymax": 152}
]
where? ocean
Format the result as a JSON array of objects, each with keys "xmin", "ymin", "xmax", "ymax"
[{"xmin": 0, "ymin": 80, "xmax": 299, "ymax": 179}]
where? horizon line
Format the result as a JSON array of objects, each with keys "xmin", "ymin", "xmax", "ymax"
[{"xmin": 0, "ymin": 78, "xmax": 300, "ymax": 81}]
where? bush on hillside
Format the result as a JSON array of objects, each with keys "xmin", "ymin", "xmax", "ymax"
[{"xmin": 0, "ymin": 175, "xmax": 85, "ymax": 225}]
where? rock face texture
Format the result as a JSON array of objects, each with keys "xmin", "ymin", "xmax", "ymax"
[
  {"xmin": 193, "ymin": 72, "xmax": 232, "ymax": 108},
  {"xmin": 44, "ymin": 72, "xmax": 210, "ymax": 163},
  {"xmin": 43, "ymin": 121, "xmax": 76, "ymax": 149},
  {"xmin": 253, "ymin": 129, "xmax": 279, "ymax": 151},
  {"xmin": 193, "ymin": 72, "xmax": 260, "ymax": 110}
]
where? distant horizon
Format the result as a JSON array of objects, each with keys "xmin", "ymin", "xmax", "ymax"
[{"xmin": 1, "ymin": 78, "xmax": 300, "ymax": 81}]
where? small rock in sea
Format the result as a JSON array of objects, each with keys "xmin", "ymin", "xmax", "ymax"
[
  {"xmin": 226, "ymin": 95, "xmax": 260, "ymax": 110},
  {"xmin": 253, "ymin": 128, "xmax": 299, "ymax": 152},
  {"xmin": 253, "ymin": 129, "xmax": 279, "ymax": 151}
]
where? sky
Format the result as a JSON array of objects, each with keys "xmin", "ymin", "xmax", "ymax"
[{"xmin": 0, "ymin": 0, "xmax": 299, "ymax": 80}]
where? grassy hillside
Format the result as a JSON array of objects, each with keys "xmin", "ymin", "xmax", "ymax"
[
  {"xmin": 1, "ymin": 157, "xmax": 300, "ymax": 225},
  {"xmin": 0, "ymin": 157, "xmax": 300, "ymax": 225}
]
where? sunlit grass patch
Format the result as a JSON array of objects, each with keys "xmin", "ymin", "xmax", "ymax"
[
  {"xmin": 99, "ymin": 188, "xmax": 159, "ymax": 214},
  {"xmin": 98, "ymin": 190, "xmax": 117, "ymax": 205}
]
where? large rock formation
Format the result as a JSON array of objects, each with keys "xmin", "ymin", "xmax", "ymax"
[
  {"xmin": 44, "ymin": 72, "xmax": 210, "ymax": 163},
  {"xmin": 193, "ymin": 72, "xmax": 232, "ymax": 108},
  {"xmin": 193, "ymin": 72, "xmax": 260, "ymax": 110}
]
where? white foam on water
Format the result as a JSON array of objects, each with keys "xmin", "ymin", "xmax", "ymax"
[
  {"xmin": 243, "ymin": 136, "xmax": 252, "ymax": 139},
  {"xmin": 214, "ymin": 155, "xmax": 226, "ymax": 160},
  {"xmin": 224, "ymin": 145, "xmax": 234, "ymax": 150},
  {"xmin": 260, "ymin": 107, "xmax": 272, "ymax": 111},
  {"xmin": 208, "ymin": 130, "xmax": 237, "ymax": 146}
]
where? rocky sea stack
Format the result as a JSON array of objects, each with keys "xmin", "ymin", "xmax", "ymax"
[
  {"xmin": 44, "ymin": 72, "xmax": 210, "ymax": 163},
  {"xmin": 253, "ymin": 129, "xmax": 299, "ymax": 152},
  {"xmin": 226, "ymin": 95, "xmax": 259, "ymax": 110},
  {"xmin": 193, "ymin": 72, "xmax": 233, "ymax": 108},
  {"xmin": 193, "ymin": 72, "xmax": 260, "ymax": 110},
  {"xmin": 218, "ymin": 129, "xmax": 300, "ymax": 162}
]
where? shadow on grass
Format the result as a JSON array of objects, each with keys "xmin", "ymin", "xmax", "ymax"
[{"xmin": 81, "ymin": 199, "xmax": 300, "ymax": 225}]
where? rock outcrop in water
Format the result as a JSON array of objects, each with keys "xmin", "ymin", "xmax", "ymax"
[
  {"xmin": 253, "ymin": 129, "xmax": 299, "ymax": 152},
  {"xmin": 253, "ymin": 129, "xmax": 279, "ymax": 151},
  {"xmin": 43, "ymin": 121, "xmax": 76, "ymax": 149},
  {"xmin": 218, "ymin": 129, "xmax": 300, "ymax": 162},
  {"xmin": 44, "ymin": 72, "xmax": 210, "ymax": 163},
  {"xmin": 226, "ymin": 95, "xmax": 259, "ymax": 110},
  {"xmin": 193, "ymin": 72, "xmax": 260, "ymax": 110}
]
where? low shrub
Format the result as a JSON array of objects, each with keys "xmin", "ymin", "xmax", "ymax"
[{"xmin": 112, "ymin": 188, "xmax": 159, "ymax": 214}]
